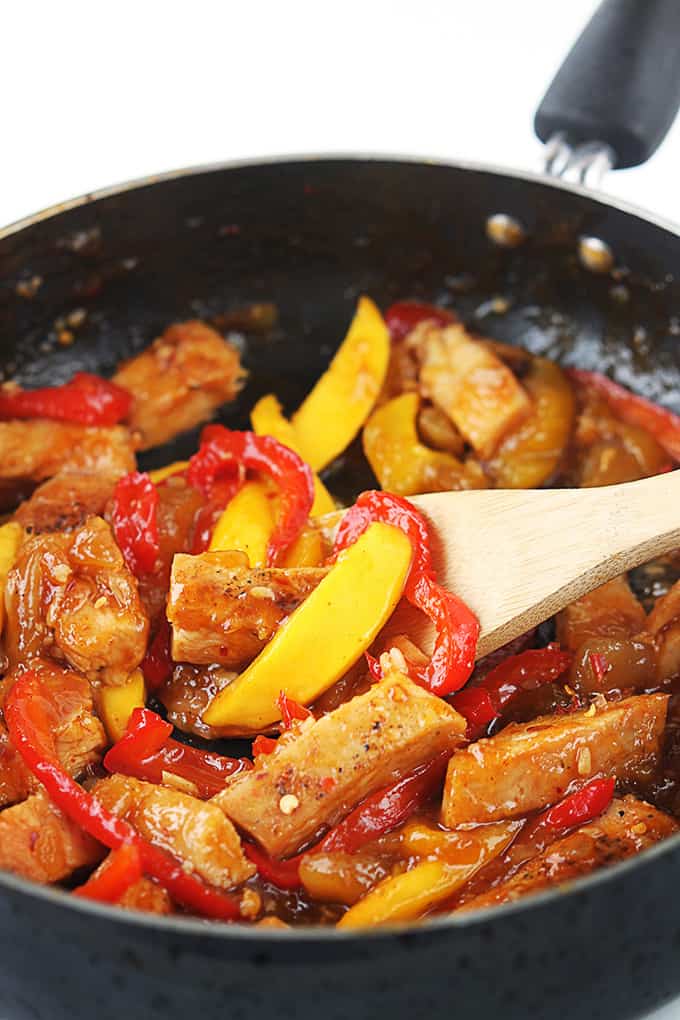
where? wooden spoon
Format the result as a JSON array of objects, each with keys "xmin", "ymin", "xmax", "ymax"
[{"xmin": 381, "ymin": 472, "xmax": 680, "ymax": 660}]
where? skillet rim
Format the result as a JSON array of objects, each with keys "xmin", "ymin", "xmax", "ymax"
[{"xmin": 1, "ymin": 151, "xmax": 680, "ymax": 941}]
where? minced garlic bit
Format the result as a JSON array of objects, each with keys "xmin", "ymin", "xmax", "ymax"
[
  {"xmin": 387, "ymin": 646, "xmax": 407, "ymax": 674},
  {"xmin": 51, "ymin": 564, "xmax": 71, "ymax": 583},
  {"xmin": 93, "ymin": 595, "xmax": 108, "ymax": 609},
  {"xmin": 240, "ymin": 888, "xmax": 262, "ymax": 920},
  {"xmin": 585, "ymin": 703, "xmax": 597, "ymax": 717},
  {"xmin": 576, "ymin": 747, "xmax": 592, "ymax": 776},
  {"xmin": 161, "ymin": 770, "xmax": 199, "ymax": 796},
  {"xmin": 279, "ymin": 794, "xmax": 299, "ymax": 815},
  {"xmin": 632, "ymin": 822, "xmax": 648, "ymax": 835},
  {"xmin": 250, "ymin": 586, "xmax": 276, "ymax": 601},
  {"xmin": 563, "ymin": 684, "xmax": 576, "ymax": 697}
]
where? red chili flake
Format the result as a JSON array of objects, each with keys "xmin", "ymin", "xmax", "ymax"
[
  {"xmin": 252, "ymin": 735, "xmax": 278, "ymax": 757},
  {"xmin": 277, "ymin": 691, "xmax": 313, "ymax": 730},
  {"xmin": 589, "ymin": 653, "xmax": 610, "ymax": 684}
]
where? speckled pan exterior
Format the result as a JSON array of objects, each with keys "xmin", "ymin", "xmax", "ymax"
[{"xmin": 2, "ymin": 158, "xmax": 680, "ymax": 1020}]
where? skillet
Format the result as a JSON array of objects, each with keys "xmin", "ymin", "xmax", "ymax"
[{"xmin": 3, "ymin": 2, "xmax": 680, "ymax": 1017}]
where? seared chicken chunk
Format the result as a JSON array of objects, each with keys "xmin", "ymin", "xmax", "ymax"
[
  {"xmin": 15, "ymin": 472, "xmax": 119, "ymax": 534},
  {"xmin": 457, "ymin": 796, "xmax": 677, "ymax": 912},
  {"xmin": 215, "ymin": 670, "xmax": 466, "ymax": 858},
  {"xmin": 113, "ymin": 320, "xmax": 245, "ymax": 450},
  {"xmin": 556, "ymin": 576, "xmax": 646, "ymax": 652},
  {"xmin": 442, "ymin": 694, "xmax": 667, "ymax": 827},
  {"xmin": 418, "ymin": 323, "xmax": 531, "ymax": 459},
  {"xmin": 0, "ymin": 421, "xmax": 134, "ymax": 490},
  {"xmin": 93, "ymin": 774, "xmax": 254, "ymax": 889},
  {"xmin": 0, "ymin": 720, "xmax": 35, "ymax": 808},
  {"xmin": 645, "ymin": 578, "xmax": 680, "ymax": 681},
  {"xmin": 119, "ymin": 878, "xmax": 173, "ymax": 915},
  {"xmin": 168, "ymin": 552, "xmax": 328, "ymax": 667},
  {"xmin": 0, "ymin": 791, "xmax": 102, "ymax": 883},
  {"xmin": 5, "ymin": 517, "xmax": 148, "ymax": 684}
]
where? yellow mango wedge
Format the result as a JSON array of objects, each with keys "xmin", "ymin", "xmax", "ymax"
[
  {"xmin": 0, "ymin": 522, "xmax": 23, "ymax": 633},
  {"xmin": 282, "ymin": 526, "xmax": 325, "ymax": 568},
  {"xmin": 338, "ymin": 821, "xmax": 518, "ymax": 928},
  {"xmin": 148, "ymin": 460, "xmax": 189, "ymax": 484},
  {"xmin": 209, "ymin": 480, "xmax": 274, "ymax": 566},
  {"xmin": 202, "ymin": 522, "xmax": 413, "ymax": 732},
  {"xmin": 363, "ymin": 393, "xmax": 487, "ymax": 496},
  {"xmin": 251, "ymin": 394, "xmax": 335, "ymax": 516},
  {"xmin": 291, "ymin": 296, "xmax": 390, "ymax": 472},
  {"xmin": 98, "ymin": 669, "xmax": 146, "ymax": 743}
]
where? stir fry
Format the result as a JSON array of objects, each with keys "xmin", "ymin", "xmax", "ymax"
[{"xmin": 1, "ymin": 299, "xmax": 680, "ymax": 928}]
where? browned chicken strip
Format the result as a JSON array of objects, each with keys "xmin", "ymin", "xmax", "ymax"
[
  {"xmin": 0, "ymin": 721, "xmax": 35, "ymax": 809},
  {"xmin": 113, "ymin": 320, "xmax": 245, "ymax": 450},
  {"xmin": 0, "ymin": 421, "xmax": 135, "ymax": 489},
  {"xmin": 168, "ymin": 552, "xmax": 328, "ymax": 667},
  {"xmin": 556, "ymin": 576, "xmax": 647, "ymax": 652},
  {"xmin": 645, "ymin": 578, "xmax": 680, "ymax": 681},
  {"xmin": 442, "ymin": 694, "xmax": 668, "ymax": 827},
  {"xmin": 93, "ymin": 774, "xmax": 254, "ymax": 889},
  {"xmin": 215, "ymin": 669, "xmax": 466, "ymax": 858},
  {"xmin": 457, "ymin": 796, "xmax": 677, "ymax": 912},
  {"xmin": 15, "ymin": 472, "xmax": 120, "ymax": 533},
  {"xmin": 5, "ymin": 516, "xmax": 149, "ymax": 684},
  {"xmin": 0, "ymin": 790, "xmax": 102, "ymax": 883}
]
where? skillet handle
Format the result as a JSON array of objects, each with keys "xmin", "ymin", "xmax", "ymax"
[{"xmin": 535, "ymin": 0, "xmax": 680, "ymax": 171}]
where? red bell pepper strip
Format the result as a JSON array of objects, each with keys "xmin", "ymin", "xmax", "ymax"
[
  {"xmin": 333, "ymin": 491, "xmax": 479, "ymax": 696},
  {"xmin": 187, "ymin": 426, "xmax": 314, "ymax": 564},
  {"xmin": 244, "ymin": 843, "xmax": 304, "ymax": 891},
  {"xmin": 277, "ymin": 691, "xmax": 313, "ymax": 729},
  {"xmin": 450, "ymin": 644, "xmax": 572, "ymax": 740},
  {"xmin": 319, "ymin": 752, "xmax": 450, "ymax": 854},
  {"xmin": 569, "ymin": 368, "xmax": 680, "ymax": 463},
  {"xmin": 0, "ymin": 372, "xmax": 132, "ymax": 426},
  {"xmin": 543, "ymin": 777, "xmax": 616, "ymax": 831},
  {"xmin": 384, "ymin": 301, "xmax": 456, "ymax": 343},
  {"xmin": 104, "ymin": 708, "xmax": 251, "ymax": 799},
  {"xmin": 5, "ymin": 672, "xmax": 241, "ymax": 920},
  {"xmin": 141, "ymin": 619, "xmax": 173, "ymax": 692},
  {"xmin": 111, "ymin": 471, "xmax": 160, "ymax": 576},
  {"xmin": 73, "ymin": 843, "xmax": 142, "ymax": 903}
]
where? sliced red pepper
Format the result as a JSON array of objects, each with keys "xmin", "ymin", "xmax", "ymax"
[
  {"xmin": 252, "ymin": 735, "xmax": 278, "ymax": 757},
  {"xmin": 0, "ymin": 372, "xmax": 132, "ymax": 426},
  {"xmin": 244, "ymin": 843, "xmax": 304, "ymax": 891},
  {"xmin": 333, "ymin": 490, "xmax": 479, "ymax": 695},
  {"xmin": 365, "ymin": 652, "xmax": 383, "ymax": 682},
  {"xmin": 542, "ymin": 777, "xmax": 616, "ymax": 831},
  {"xmin": 384, "ymin": 301, "xmax": 456, "ymax": 343},
  {"xmin": 450, "ymin": 644, "xmax": 572, "ymax": 739},
  {"xmin": 277, "ymin": 691, "xmax": 313, "ymax": 729},
  {"xmin": 141, "ymin": 619, "xmax": 173, "ymax": 692},
  {"xmin": 111, "ymin": 471, "xmax": 160, "ymax": 576},
  {"xmin": 187, "ymin": 426, "xmax": 314, "ymax": 564},
  {"xmin": 73, "ymin": 843, "xmax": 142, "ymax": 903},
  {"xmin": 5, "ymin": 672, "xmax": 240, "ymax": 920},
  {"xmin": 569, "ymin": 368, "xmax": 680, "ymax": 463},
  {"xmin": 319, "ymin": 753, "xmax": 450, "ymax": 854},
  {"xmin": 104, "ymin": 708, "xmax": 251, "ymax": 799}
]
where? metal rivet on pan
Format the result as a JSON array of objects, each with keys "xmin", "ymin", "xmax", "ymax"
[
  {"xmin": 578, "ymin": 236, "xmax": 614, "ymax": 274},
  {"xmin": 485, "ymin": 213, "xmax": 526, "ymax": 248}
]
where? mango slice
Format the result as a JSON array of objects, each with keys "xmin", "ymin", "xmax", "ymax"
[
  {"xmin": 148, "ymin": 460, "xmax": 189, "ymax": 484},
  {"xmin": 281, "ymin": 525, "xmax": 325, "ymax": 568},
  {"xmin": 251, "ymin": 394, "xmax": 335, "ymax": 516},
  {"xmin": 209, "ymin": 480, "xmax": 274, "ymax": 566},
  {"xmin": 202, "ymin": 522, "xmax": 413, "ymax": 732},
  {"xmin": 338, "ymin": 820, "xmax": 517, "ymax": 928},
  {"xmin": 99, "ymin": 668, "xmax": 146, "ymax": 743},
  {"xmin": 291, "ymin": 296, "xmax": 390, "ymax": 471},
  {"xmin": 363, "ymin": 392, "xmax": 487, "ymax": 495},
  {"xmin": 0, "ymin": 522, "xmax": 23, "ymax": 633}
]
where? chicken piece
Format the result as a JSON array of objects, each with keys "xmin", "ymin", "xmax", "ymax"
[
  {"xmin": 5, "ymin": 516, "xmax": 149, "ymax": 684},
  {"xmin": 457, "ymin": 796, "xmax": 677, "ymax": 912},
  {"xmin": 442, "ymin": 694, "xmax": 667, "ymax": 827},
  {"xmin": 0, "ymin": 421, "xmax": 135, "ymax": 491},
  {"xmin": 93, "ymin": 774, "xmax": 254, "ymax": 889},
  {"xmin": 645, "ymin": 578, "xmax": 680, "ymax": 681},
  {"xmin": 0, "ymin": 720, "xmax": 35, "ymax": 808},
  {"xmin": 113, "ymin": 320, "xmax": 245, "ymax": 450},
  {"xmin": 418, "ymin": 323, "xmax": 531, "ymax": 459},
  {"xmin": 15, "ymin": 472, "xmax": 120, "ymax": 533},
  {"xmin": 159, "ymin": 664, "xmax": 238, "ymax": 740},
  {"xmin": 572, "ymin": 392, "xmax": 670, "ymax": 486},
  {"xmin": 215, "ymin": 670, "xmax": 466, "ymax": 858},
  {"xmin": 556, "ymin": 576, "xmax": 646, "ymax": 651},
  {"xmin": 0, "ymin": 790, "xmax": 102, "ymax": 883},
  {"xmin": 168, "ymin": 552, "xmax": 328, "ymax": 667},
  {"xmin": 118, "ymin": 878, "xmax": 173, "ymax": 915}
]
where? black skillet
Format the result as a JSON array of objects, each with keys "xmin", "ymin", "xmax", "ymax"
[{"xmin": 3, "ymin": 2, "xmax": 680, "ymax": 1018}]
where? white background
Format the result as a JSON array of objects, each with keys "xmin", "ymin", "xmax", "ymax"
[{"xmin": 2, "ymin": 2, "xmax": 680, "ymax": 1018}]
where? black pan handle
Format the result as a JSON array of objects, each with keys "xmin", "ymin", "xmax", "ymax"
[{"xmin": 535, "ymin": 0, "xmax": 680, "ymax": 170}]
